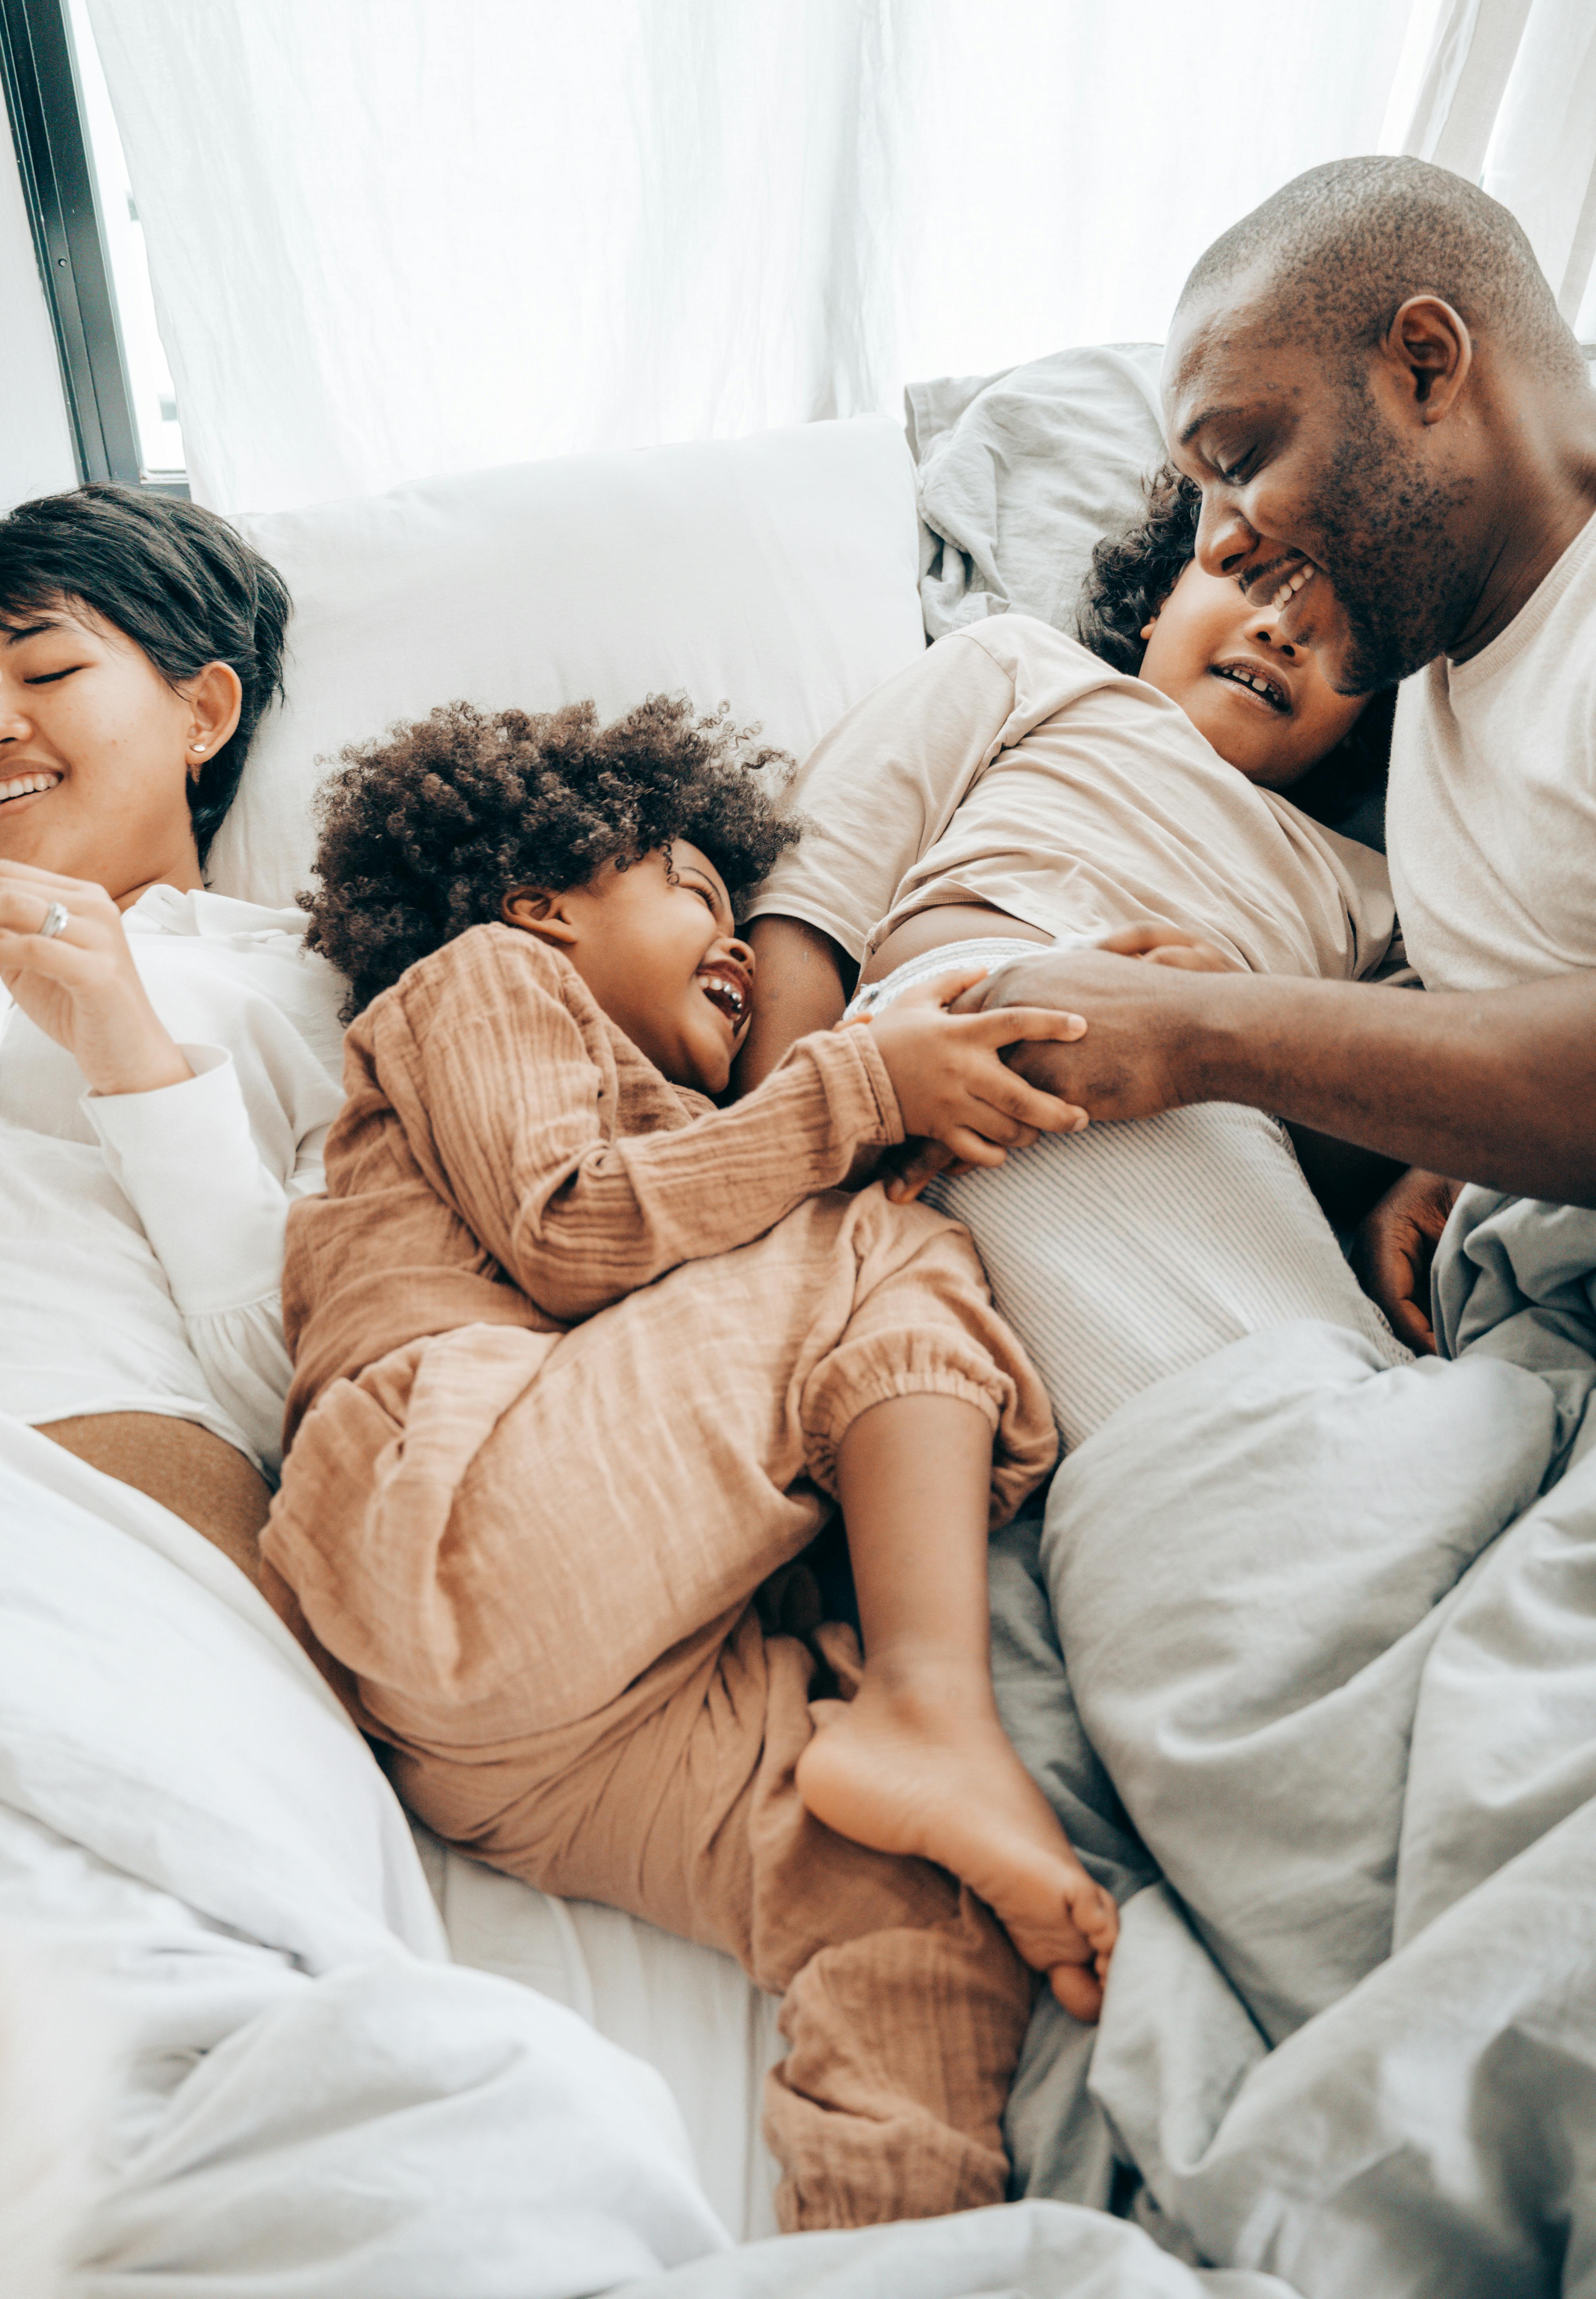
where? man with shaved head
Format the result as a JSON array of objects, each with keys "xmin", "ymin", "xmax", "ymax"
[{"xmin": 959, "ymin": 154, "xmax": 1596, "ymax": 1344}]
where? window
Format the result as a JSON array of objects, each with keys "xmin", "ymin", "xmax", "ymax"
[{"xmin": 0, "ymin": 0, "xmax": 186, "ymax": 492}]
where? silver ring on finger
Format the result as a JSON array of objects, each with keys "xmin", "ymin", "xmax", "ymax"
[{"xmin": 38, "ymin": 901, "xmax": 69, "ymax": 941}]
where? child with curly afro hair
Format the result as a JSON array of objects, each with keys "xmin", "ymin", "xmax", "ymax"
[
  {"xmin": 270, "ymin": 687, "xmax": 1112, "ymax": 2233},
  {"xmin": 303, "ymin": 691, "xmax": 801, "ymax": 1024}
]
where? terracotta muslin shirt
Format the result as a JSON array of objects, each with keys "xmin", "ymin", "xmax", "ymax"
[{"xmin": 282, "ymin": 924, "xmax": 905, "ymax": 1441}]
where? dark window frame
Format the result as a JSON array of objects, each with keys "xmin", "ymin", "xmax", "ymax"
[{"xmin": 0, "ymin": 0, "xmax": 186, "ymax": 496}]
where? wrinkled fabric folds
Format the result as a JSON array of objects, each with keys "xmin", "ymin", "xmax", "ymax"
[{"xmin": 991, "ymin": 1195, "xmax": 1596, "ymax": 2293}]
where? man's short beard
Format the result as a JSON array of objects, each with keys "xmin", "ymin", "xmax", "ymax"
[{"xmin": 1311, "ymin": 375, "xmax": 1479, "ymax": 694}]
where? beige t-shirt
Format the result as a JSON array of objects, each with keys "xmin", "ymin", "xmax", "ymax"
[
  {"xmin": 750, "ymin": 615, "xmax": 1394, "ymax": 981},
  {"xmin": 1387, "ymin": 507, "xmax": 1596, "ymax": 993}
]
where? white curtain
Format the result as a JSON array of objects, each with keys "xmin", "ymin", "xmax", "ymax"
[
  {"xmin": 1383, "ymin": 0, "xmax": 1596, "ymax": 338},
  {"xmin": 90, "ymin": 1, "xmax": 1426, "ymax": 513}
]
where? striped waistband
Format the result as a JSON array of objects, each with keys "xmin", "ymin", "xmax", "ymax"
[{"xmin": 844, "ymin": 937, "xmax": 1057, "ymax": 1021}]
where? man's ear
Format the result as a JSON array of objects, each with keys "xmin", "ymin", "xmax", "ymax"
[
  {"xmin": 1380, "ymin": 296, "xmax": 1473, "ymax": 425},
  {"xmin": 501, "ymin": 886, "xmax": 579, "ymax": 946}
]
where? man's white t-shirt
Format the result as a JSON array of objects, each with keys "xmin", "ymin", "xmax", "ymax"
[{"xmin": 1388, "ymin": 507, "xmax": 1596, "ymax": 993}]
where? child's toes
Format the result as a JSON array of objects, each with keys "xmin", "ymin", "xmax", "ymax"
[
  {"xmin": 1067, "ymin": 1877, "xmax": 1118, "ymax": 1957},
  {"xmin": 1049, "ymin": 1957, "xmax": 1104, "ymax": 2024}
]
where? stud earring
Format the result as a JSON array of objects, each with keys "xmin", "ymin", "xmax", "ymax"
[{"xmin": 191, "ymin": 741, "xmax": 206, "ymax": 754}]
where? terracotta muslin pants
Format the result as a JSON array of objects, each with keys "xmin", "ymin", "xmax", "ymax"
[{"xmin": 266, "ymin": 1184, "xmax": 1056, "ymax": 2230}]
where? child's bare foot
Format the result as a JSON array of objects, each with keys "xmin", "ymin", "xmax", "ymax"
[{"xmin": 795, "ymin": 1665, "xmax": 1118, "ymax": 2022}]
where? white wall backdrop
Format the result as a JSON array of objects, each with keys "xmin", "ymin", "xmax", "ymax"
[
  {"xmin": 0, "ymin": 133, "xmax": 79, "ymax": 511},
  {"xmin": 83, "ymin": 0, "xmax": 1590, "ymax": 517}
]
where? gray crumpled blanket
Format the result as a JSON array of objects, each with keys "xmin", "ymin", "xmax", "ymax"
[
  {"xmin": 623, "ymin": 1186, "xmax": 1596, "ymax": 2297},
  {"xmin": 906, "ymin": 344, "xmax": 1165, "ymax": 641},
  {"xmin": 1011, "ymin": 1181, "xmax": 1596, "ymax": 2294}
]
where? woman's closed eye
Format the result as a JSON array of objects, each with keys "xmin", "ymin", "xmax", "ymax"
[{"xmin": 24, "ymin": 665, "xmax": 86, "ymax": 686}]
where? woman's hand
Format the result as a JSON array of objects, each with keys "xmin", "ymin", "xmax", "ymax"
[
  {"xmin": 0, "ymin": 860, "xmax": 192, "ymax": 1095},
  {"xmin": 857, "ymin": 965, "xmax": 1087, "ymax": 1195},
  {"xmin": 1352, "ymin": 1166, "xmax": 1463, "ymax": 1354}
]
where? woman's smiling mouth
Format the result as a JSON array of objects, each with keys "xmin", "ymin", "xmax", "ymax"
[{"xmin": 0, "ymin": 769, "xmax": 63, "ymax": 808}]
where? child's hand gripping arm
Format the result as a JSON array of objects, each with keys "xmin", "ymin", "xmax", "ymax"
[{"xmin": 857, "ymin": 965, "xmax": 1089, "ymax": 1202}]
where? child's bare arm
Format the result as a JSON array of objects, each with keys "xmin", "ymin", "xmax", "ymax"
[{"xmin": 735, "ymin": 915, "xmax": 850, "ymax": 1093}]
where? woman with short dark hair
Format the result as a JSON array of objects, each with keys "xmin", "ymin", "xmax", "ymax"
[{"xmin": 0, "ymin": 484, "xmax": 344, "ymax": 1580}]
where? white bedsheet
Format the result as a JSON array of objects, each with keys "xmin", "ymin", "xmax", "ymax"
[
  {"xmin": 416, "ymin": 1833, "xmax": 784, "ymax": 2243},
  {"xmin": 0, "ymin": 1414, "xmax": 731, "ymax": 2294}
]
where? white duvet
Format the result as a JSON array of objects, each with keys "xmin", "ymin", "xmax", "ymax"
[
  {"xmin": 14, "ymin": 1188, "xmax": 1592, "ymax": 2297},
  {"xmin": 0, "ymin": 1420, "xmax": 1307, "ymax": 2299},
  {"xmin": 0, "ymin": 1414, "xmax": 729, "ymax": 2296}
]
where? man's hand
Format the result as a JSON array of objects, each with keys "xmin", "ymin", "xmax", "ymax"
[
  {"xmin": 884, "ymin": 930, "xmax": 1225, "ymax": 1202},
  {"xmin": 859, "ymin": 965, "xmax": 1088, "ymax": 1185},
  {"xmin": 951, "ymin": 944, "xmax": 1209, "ymax": 1119},
  {"xmin": 1352, "ymin": 1167, "xmax": 1463, "ymax": 1354}
]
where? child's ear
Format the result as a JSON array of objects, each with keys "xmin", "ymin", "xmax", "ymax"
[
  {"xmin": 1139, "ymin": 617, "xmax": 1157, "ymax": 642},
  {"xmin": 502, "ymin": 886, "xmax": 579, "ymax": 946}
]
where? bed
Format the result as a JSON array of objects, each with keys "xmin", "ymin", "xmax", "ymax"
[
  {"xmin": 9, "ymin": 376, "xmax": 1596, "ymax": 2298},
  {"xmin": 208, "ymin": 407, "xmax": 931, "ymax": 2253},
  {"xmin": 189, "ymin": 376, "xmax": 1166, "ymax": 2247}
]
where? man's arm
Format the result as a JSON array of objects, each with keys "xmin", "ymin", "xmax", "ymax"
[{"xmin": 967, "ymin": 949, "xmax": 1596, "ymax": 1205}]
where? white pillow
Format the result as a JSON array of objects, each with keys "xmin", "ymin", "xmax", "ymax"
[
  {"xmin": 207, "ymin": 416, "xmax": 924, "ymax": 908},
  {"xmin": 907, "ymin": 345, "xmax": 1166, "ymax": 642}
]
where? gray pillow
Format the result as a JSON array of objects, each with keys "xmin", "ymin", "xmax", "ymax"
[{"xmin": 906, "ymin": 344, "xmax": 1166, "ymax": 643}]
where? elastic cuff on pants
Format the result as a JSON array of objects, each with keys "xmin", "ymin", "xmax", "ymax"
[{"xmin": 802, "ymin": 1368, "xmax": 1004, "ymax": 1499}]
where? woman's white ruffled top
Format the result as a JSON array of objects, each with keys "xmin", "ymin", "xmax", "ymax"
[{"xmin": 0, "ymin": 886, "xmax": 346, "ymax": 1476}]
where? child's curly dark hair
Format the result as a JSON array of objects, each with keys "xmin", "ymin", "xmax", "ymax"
[
  {"xmin": 1077, "ymin": 463, "xmax": 1203, "ymax": 681},
  {"xmin": 1076, "ymin": 463, "xmax": 1395, "ymax": 835},
  {"xmin": 303, "ymin": 692, "xmax": 800, "ymax": 1020}
]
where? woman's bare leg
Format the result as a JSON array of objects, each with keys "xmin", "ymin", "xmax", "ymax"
[{"xmin": 794, "ymin": 1392, "xmax": 1117, "ymax": 2019}]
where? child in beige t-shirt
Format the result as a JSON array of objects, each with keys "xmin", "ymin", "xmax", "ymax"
[
  {"xmin": 743, "ymin": 470, "xmax": 1410, "ymax": 1451},
  {"xmin": 748, "ymin": 470, "xmax": 1396, "ymax": 1000}
]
